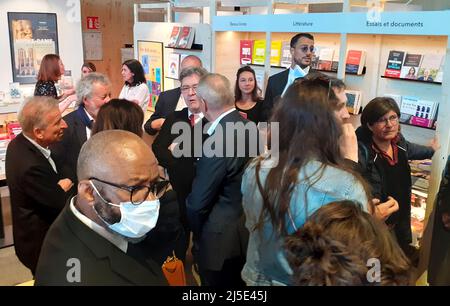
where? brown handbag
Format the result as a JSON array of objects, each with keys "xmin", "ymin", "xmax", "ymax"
[{"xmin": 162, "ymin": 251, "xmax": 186, "ymax": 286}]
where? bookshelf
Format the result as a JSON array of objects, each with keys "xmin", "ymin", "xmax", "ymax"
[
  {"xmin": 381, "ymin": 75, "xmax": 442, "ymax": 85},
  {"xmin": 165, "ymin": 43, "xmax": 204, "ymax": 51}
]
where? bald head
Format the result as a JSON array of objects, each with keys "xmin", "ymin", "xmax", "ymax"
[
  {"xmin": 77, "ymin": 130, "xmax": 158, "ymax": 182},
  {"xmin": 196, "ymin": 73, "xmax": 234, "ymax": 112},
  {"xmin": 180, "ymin": 55, "xmax": 202, "ymax": 70}
]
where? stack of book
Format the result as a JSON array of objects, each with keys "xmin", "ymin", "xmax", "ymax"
[{"xmin": 168, "ymin": 26, "xmax": 195, "ymax": 49}]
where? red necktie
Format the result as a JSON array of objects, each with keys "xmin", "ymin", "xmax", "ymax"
[{"xmin": 189, "ymin": 114, "xmax": 196, "ymax": 127}]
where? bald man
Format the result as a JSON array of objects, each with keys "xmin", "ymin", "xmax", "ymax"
[
  {"xmin": 144, "ymin": 55, "xmax": 203, "ymax": 136},
  {"xmin": 5, "ymin": 96, "xmax": 72, "ymax": 274},
  {"xmin": 35, "ymin": 131, "xmax": 168, "ymax": 285}
]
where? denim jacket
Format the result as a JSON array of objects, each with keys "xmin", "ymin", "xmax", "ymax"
[{"xmin": 241, "ymin": 159, "xmax": 369, "ymax": 286}]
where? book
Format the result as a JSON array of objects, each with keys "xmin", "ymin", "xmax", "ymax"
[
  {"xmin": 435, "ymin": 56, "xmax": 445, "ymax": 83},
  {"xmin": 318, "ymin": 48, "xmax": 334, "ymax": 71},
  {"xmin": 418, "ymin": 54, "xmax": 443, "ymax": 82},
  {"xmin": 167, "ymin": 53, "xmax": 180, "ymax": 79},
  {"xmin": 311, "ymin": 45, "xmax": 322, "ymax": 70},
  {"xmin": 252, "ymin": 40, "xmax": 266, "ymax": 65},
  {"xmin": 270, "ymin": 41, "xmax": 282, "ymax": 67},
  {"xmin": 400, "ymin": 96, "xmax": 437, "ymax": 128},
  {"xmin": 176, "ymin": 26, "xmax": 195, "ymax": 49},
  {"xmin": 240, "ymin": 40, "xmax": 253, "ymax": 65},
  {"xmin": 345, "ymin": 90, "xmax": 362, "ymax": 114},
  {"xmin": 400, "ymin": 53, "xmax": 422, "ymax": 80},
  {"xmin": 331, "ymin": 48, "xmax": 340, "ymax": 72},
  {"xmin": 346, "ymin": 50, "xmax": 366, "ymax": 75},
  {"xmin": 280, "ymin": 41, "xmax": 292, "ymax": 68},
  {"xmin": 384, "ymin": 50, "xmax": 405, "ymax": 78},
  {"xmin": 168, "ymin": 26, "xmax": 181, "ymax": 48}
]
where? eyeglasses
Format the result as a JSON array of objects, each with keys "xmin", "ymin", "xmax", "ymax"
[
  {"xmin": 298, "ymin": 45, "xmax": 315, "ymax": 53},
  {"xmin": 375, "ymin": 114, "xmax": 399, "ymax": 127},
  {"xmin": 181, "ymin": 85, "xmax": 198, "ymax": 93},
  {"xmin": 90, "ymin": 177, "xmax": 171, "ymax": 205}
]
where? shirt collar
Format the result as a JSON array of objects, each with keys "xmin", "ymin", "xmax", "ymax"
[
  {"xmin": 69, "ymin": 196, "xmax": 128, "ymax": 253},
  {"xmin": 23, "ymin": 134, "xmax": 51, "ymax": 159},
  {"xmin": 83, "ymin": 107, "xmax": 94, "ymax": 121},
  {"xmin": 187, "ymin": 109, "xmax": 204, "ymax": 120},
  {"xmin": 207, "ymin": 108, "xmax": 236, "ymax": 136}
]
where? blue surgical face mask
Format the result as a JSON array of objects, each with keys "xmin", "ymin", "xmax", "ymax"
[{"xmin": 90, "ymin": 181, "xmax": 160, "ymax": 238}]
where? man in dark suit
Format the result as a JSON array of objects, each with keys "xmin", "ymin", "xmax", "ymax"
[
  {"xmin": 262, "ymin": 33, "xmax": 315, "ymax": 121},
  {"xmin": 5, "ymin": 96, "xmax": 73, "ymax": 274},
  {"xmin": 187, "ymin": 73, "xmax": 257, "ymax": 286},
  {"xmin": 144, "ymin": 55, "xmax": 203, "ymax": 136},
  {"xmin": 152, "ymin": 66, "xmax": 208, "ymax": 259},
  {"xmin": 51, "ymin": 73, "xmax": 111, "ymax": 187},
  {"xmin": 35, "ymin": 130, "xmax": 168, "ymax": 285}
]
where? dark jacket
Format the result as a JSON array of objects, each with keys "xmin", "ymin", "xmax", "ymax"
[
  {"xmin": 356, "ymin": 126, "xmax": 434, "ymax": 201},
  {"xmin": 356, "ymin": 126, "xmax": 434, "ymax": 245},
  {"xmin": 144, "ymin": 87, "xmax": 181, "ymax": 135},
  {"xmin": 5, "ymin": 133, "xmax": 68, "ymax": 273},
  {"xmin": 35, "ymin": 202, "xmax": 168, "ymax": 286},
  {"xmin": 428, "ymin": 156, "xmax": 450, "ymax": 285},
  {"xmin": 186, "ymin": 110, "xmax": 253, "ymax": 271},
  {"xmin": 50, "ymin": 109, "xmax": 89, "ymax": 187}
]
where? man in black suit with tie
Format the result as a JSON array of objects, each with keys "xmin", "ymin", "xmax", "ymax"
[
  {"xmin": 152, "ymin": 67, "xmax": 208, "ymax": 259},
  {"xmin": 187, "ymin": 73, "xmax": 257, "ymax": 286},
  {"xmin": 144, "ymin": 55, "xmax": 203, "ymax": 136},
  {"xmin": 35, "ymin": 130, "xmax": 168, "ymax": 285},
  {"xmin": 262, "ymin": 33, "xmax": 315, "ymax": 121},
  {"xmin": 51, "ymin": 73, "xmax": 111, "ymax": 188},
  {"xmin": 5, "ymin": 97, "xmax": 74, "ymax": 274}
]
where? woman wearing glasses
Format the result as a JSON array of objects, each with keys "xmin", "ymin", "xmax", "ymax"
[
  {"xmin": 234, "ymin": 66, "xmax": 264, "ymax": 124},
  {"xmin": 356, "ymin": 97, "xmax": 436, "ymax": 262},
  {"xmin": 241, "ymin": 77, "xmax": 372, "ymax": 286}
]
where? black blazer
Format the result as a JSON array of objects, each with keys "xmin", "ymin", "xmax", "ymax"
[
  {"xmin": 261, "ymin": 69, "xmax": 289, "ymax": 122},
  {"xmin": 50, "ymin": 109, "xmax": 88, "ymax": 186},
  {"xmin": 153, "ymin": 108, "xmax": 208, "ymax": 224},
  {"xmin": 35, "ymin": 203, "xmax": 167, "ymax": 286},
  {"xmin": 144, "ymin": 87, "xmax": 181, "ymax": 135},
  {"xmin": 186, "ymin": 110, "xmax": 252, "ymax": 271},
  {"xmin": 5, "ymin": 133, "xmax": 68, "ymax": 273}
]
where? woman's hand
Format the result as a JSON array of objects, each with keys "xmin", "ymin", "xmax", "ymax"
[
  {"xmin": 339, "ymin": 123, "xmax": 358, "ymax": 162},
  {"xmin": 371, "ymin": 196, "xmax": 399, "ymax": 220},
  {"xmin": 429, "ymin": 135, "xmax": 440, "ymax": 152}
]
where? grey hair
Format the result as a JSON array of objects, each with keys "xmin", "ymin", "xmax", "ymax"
[
  {"xmin": 76, "ymin": 72, "xmax": 111, "ymax": 107},
  {"xmin": 77, "ymin": 130, "xmax": 148, "ymax": 180},
  {"xmin": 196, "ymin": 73, "xmax": 234, "ymax": 109},
  {"xmin": 179, "ymin": 66, "xmax": 208, "ymax": 83},
  {"xmin": 18, "ymin": 96, "xmax": 59, "ymax": 134}
]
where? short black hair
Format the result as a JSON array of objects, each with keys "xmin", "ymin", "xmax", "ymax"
[{"xmin": 290, "ymin": 33, "xmax": 315, "ymax": 48}]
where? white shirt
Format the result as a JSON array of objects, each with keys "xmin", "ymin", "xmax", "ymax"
[
  {"xmin": 207, "ymin": 108, "xmax": 236, "ymax": 136},
  {"xmin": 23, "ymin": 134, "xmax": 57, "ymax": 173},
  {"xmin": 119, "ymin": 83, "xmax": 150, "ymax": 113},
  {"xmin": 187, "ymin": 109, "xmax": 204, "ymax": 125},
  {"xmin": 281, "ymin": 65, "xmax": 311, "ymax": 97},
  {"xmin": 69, "ymin": 196, "xmax": 128, "ymax": 253}
]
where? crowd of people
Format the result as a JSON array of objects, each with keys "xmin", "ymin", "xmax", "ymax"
[{"xmin": 4, "ymin": 32, "xmax": 450, "ymax": 286}]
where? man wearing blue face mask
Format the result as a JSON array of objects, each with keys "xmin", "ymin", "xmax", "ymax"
[{"xmin": 35, "ymin": 130, "xmax": 169, "ymax": 285}]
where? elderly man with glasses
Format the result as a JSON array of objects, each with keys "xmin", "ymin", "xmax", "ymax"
[
  {"xmin": 35, "ymin": 130, "xmax": 169, "ymax": 285},
  {"xmin": 261, "ymin": 32, "xmax": 316, "ymax": 121}
]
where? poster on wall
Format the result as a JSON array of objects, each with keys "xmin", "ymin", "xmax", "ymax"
[
  {"xmin": 7, "ymin": 12, "xmax": 59, "ymax": 84},
  {"xmin": 83, "ymin": 32, "xmax": 102, "ymax": 60},
  {"xmin": 137, "ymin": 40, "xmax": 164, "ymax": 110}
]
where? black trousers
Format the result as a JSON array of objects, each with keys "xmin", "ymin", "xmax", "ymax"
[{"xmin": 199, "ymin": 256, "xmax": 246, "ymax": 287}]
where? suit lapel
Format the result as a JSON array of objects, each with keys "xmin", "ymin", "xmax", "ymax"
[{"xmin": 73, "ymin": 115, "xmax": 88, "ymax": 146}]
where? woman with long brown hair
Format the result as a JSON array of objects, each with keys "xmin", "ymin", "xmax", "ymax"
[
  {"xmin": 241, "ymin": 77, "xmax": 371, "ymax": 286},
  {"xmin": 34, "ymin": 54, "xmax": 76, "ymax": 112},
  {"xmin": 234, "ymin": 65, "xmax": 263, "ymax": 124}
]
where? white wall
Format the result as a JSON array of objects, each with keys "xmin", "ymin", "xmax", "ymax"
[{"xmin": 0, "ymin": 0, "xmax": 83, "ymax": 96}]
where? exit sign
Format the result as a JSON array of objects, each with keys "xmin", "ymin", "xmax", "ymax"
[{"xmin": 87, "ymin": 16, "xmax": 99, "ymax": 30}]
